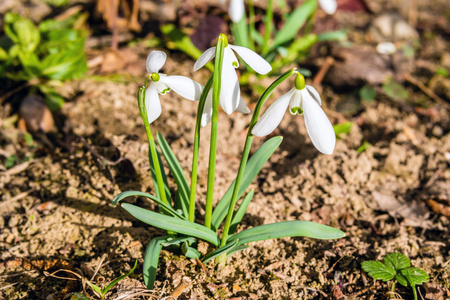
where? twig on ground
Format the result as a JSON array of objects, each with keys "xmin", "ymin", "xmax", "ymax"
[
  {"xmin": 313, "ymin": 56, "xmax": 334, "ymax": 85},
  {"xmin": 403, "ymin": 73, "xmax": 450, "ymax": 109}
]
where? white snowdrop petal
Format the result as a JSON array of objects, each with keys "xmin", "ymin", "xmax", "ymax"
[
  {"xmin": 154, "ymin": 80, "xmax": 169, "ymax": 94},
  {"xmin": 302, "ymin": 90, "xmax": 336, "ymax": 155},
  {"xmin": 251, "ymin": 88, "xmax": 295, "ymax": 137},
  {"xmin": 146, "ymin": 51, "xmax": 167, "ymax": 73},
  {"xmin": 305, "ymin": 85, "xmax": 322, "ymax": 106},
  {"xmin": 236, "ymin": 97, "xmax": 251, "ymax": 114},
  {"xmin": 194, "ymin": 47, "xmax": 216, "ymax": 72},
  {"xmin": 160, "ymin": 76, "xmax": 202, "ymax": 101},
  {"xmin": 319, "ymin": 0, "xmax": 337, "ymax": 14},
  {"xmin": 145, "ymin": 84, "xmax": 162, "ymax": 124},
  {"xmin": 225, "ymin": 47, "xmax": 239, "ymax": 68},
  {"xmin": 219, "ymin": 54, "xmax": 240, "ymax": 114},
  {"xmin": 201, "ymin": 90, "xmax": 213, "ymax": 127},
  {"xmin": 229, "ymin": 45, "xmax": 272, "ymax": 74},
  {"xmin": 229, "ymin": 0, "xmax": 245, "ymax": 23},
  {"xmin": 289, "ymin": 90, "xmax": 302, "ymax": 115}
]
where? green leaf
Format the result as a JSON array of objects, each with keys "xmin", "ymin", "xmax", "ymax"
[
  {"xmin": 356, "ymin": 141, "xmax": 372, "ymax": 154},
  {"xmin": 228, "ymin": 221, "xmax": 345, "ymax": 247},
  {"xmin": 361, "ymin": 261, "xmax": 395, "ymax": 281},
  {"xmin": 160, "ymin": 24, "xmax": 213, "ymax": 72},
  {"xmin": 359, "ymin": 85, "xmax": 376, "ymax": 102},
  {"xmin": 212, "ymin": 136, "xmax": 283, "ymax": 231},
  {"xmin": 229, "ymin": 190, "xmax": 254, "ymax": 235},
  {"xmin": 69, "ymin": 293, "xmax": 91, "ymax": 300},
  {"xmin": 122, "ymin": 203, "xmax": 220, "ymax": 246},
  {"xmin": 101, "ymin": 259, "xmax": 138, "ymax": 297},
  {"xmin": 397, "ymin": 268, "xmax": 429, "ymax": 287},
  {"xmin": 382, "ymin": 78, "xmax": 409, "ymax": 101},
  {"xmin": 157, "ymin": 132, "xmax": 189, "ymax": 217},
  {"xmin": 383, "ymin": 252, "xmax": 411, "ymax": 271},
  {"xmin": 5, "ymin": 13, "xmax": 40, "ymax": 52},
  {"xmin": 181, "ymin": 242, "xmax": 201, "ymax": 259},
  {"xmin": 162, "ymin": 236, "xmax": 196, "ymax": 247},
  {"xmin": 202, "ymin": 239, "xmax": 239, "ymax": 264},
  {"xmin": 226, "ymin": 245, "xmax": 249, "ymax": 259},
  {"xmin": 232, "ymin": 16, "xmax": 250, "ymax": 48},
  {"xmin": 112, "ymin": 191, "xmax": 184, "ymax": 219},
  {"xmin": 0, "ymin": 47, "xmax": 8, "ymax": 60},
  {"xmin": 317, "ymin": 30, "xmax": 348, "ymax": 42},
  {"xmin": 148, "ymin": 143, "xmax": 171, "ymax": 206},
  {"xmin": 37, "ymin": 85, "xmax": 65, "ymax": 111},
  {"xmin": 271, "ymin": 0, "xmax": 317, "ymax": 50},
  {"xmin": 143, "ymin": 236, "xmax": 169, "ymax": 289},
  {"xmin": 86, "ymin": 281, "xmax": 103, "ymax": 296},
  {"xmin": 333, "ymin": 122, "xmax": 353, "ymax": 139}
]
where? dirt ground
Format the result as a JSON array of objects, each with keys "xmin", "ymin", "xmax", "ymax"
[{"xmin": 1, "ymin": 0, "xmax": 449, "ymax": 299}]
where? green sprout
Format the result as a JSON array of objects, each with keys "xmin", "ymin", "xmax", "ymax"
[{"xmin": 362, "ymin": 252, "xmax": 429, "ymax": 300}]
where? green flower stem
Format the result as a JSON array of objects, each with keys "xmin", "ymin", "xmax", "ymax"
[
  {"xmin": 205, "ymin": 34, "xmax": 227, "ymax": 229},
  {"xmin": 138, "ymin": 84, "xmax": 169, "ymax": 206},
  {"xmin": 390, "ymin": 282, "xmax": 396, "ymax": 299},
  {"xmin": 219, "ymin": 68, "xmax": 297, "ymax": 248},
  {"xmin": 261, "ymin": 0, "xmax": 273, "ymax": 56},
  {"xmin": 189, "ymin": 75, "xmax": 214, "ymax": 222},
  {"xmin": 248, "ymin": 0, "xmax": 255, "ymax": 50}
]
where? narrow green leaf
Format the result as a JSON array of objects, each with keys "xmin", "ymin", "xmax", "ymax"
[
  {"xmin": 143, "ymin": 236, "xmax": 169, "ymax": 289},
  {"xmin": 122, "ymin": 203, "xmax": 220, "ymax": 246},
  {"xmin": 86, "ymin": 282, "xmax": 102, "ymax": 296},
  {"xmin": 333, "ymin": 122, "xmax": 353, "ymax": 139},
  {"xmin": 356, "ymin": 141, "xmax": 372, "ymax": 154},
  {"xmin": 229, "ymin": 190, "xmax": 254, "ymax": 235},
  {"xmin": 232, "ymin": 15, "xmax": 250, "ymax": 48},
  {"xmin": 157, "ymin": 132, "xmax": 189, "ymax": 218},
  {"xmin": 398, "ymin": 268, "xmax": 429, "ymax": 287},
  {"xmin": 112, "ymin": 191, "xmax": 183, "ymax": 219},
  {"xmin": 202, "ymin": 239, "xmax": 239, "ymax": 264},
  {"xmin": 101, "ymin": 259, "xmax": 138, "ymax": 296},
  {"xmin": 211, "ymin": 136, "xmax": 283, "ymax": 231},
  {"xmin": 226, "ymin": 245, "xmax": 249, "ymax": 259},
  {"xmin": 228, "ymin": 221, "xmax": 345, "ymax": 247},
  {"xmin": 181, "ymin": 242, "xmax": 201, "ymax": 259},
  {"xmin": 317, "ymin": 30, "xmax": 348, "ymax": 42},
  {"xmin": 383, "ymin": 252, "xmax": 411, "ymax": 271},
  {"xmin": 271, "ymin": 0, "xmax": 317, "ymax": 50},
  {"xmin": 361, "ymin": 261, "xmax": 395, "ymax": 281},
  {"xmin": 148, "ymin": 144, "xmax": 171, "ymax": 206},
  {"xmin": 162, "ymin": 236, "xmax": 196, "ymax": 247}
]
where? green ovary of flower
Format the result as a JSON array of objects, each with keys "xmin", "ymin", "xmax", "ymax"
[
  {"xmin": 151, "ymin": 72, "xmax": 160, "ymax": 82},
  {"xmin": 295, "ymin": 73, "xmax": 305, "ymax": 90}
]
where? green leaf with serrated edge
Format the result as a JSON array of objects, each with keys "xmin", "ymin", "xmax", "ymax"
[
  {"xmin": 182, "ymin": 242, "xmax": 201, "ymax": 259},
  {"xmin": 148, "ymin": 143, "xmax": 171, "ymax": 206},
  {"xmin": 122, "ymin": 203, "xmax": 220, "ymax": 246},
  {"xmin": 157, "ymin": 132, "xmax": 189, "ymax": 218},
  {"xmin": 143, "ymin": 236, "xmax": 169, "ymax": 289},
  {"xmin": 162, "ymin": 237, "xmax": 196, "ymax": 247},
  {"xmin": 226, "ymin": 245, "xmax": 249, "ymax": 259},
  {"xmin": 228, "ymin": 221, "xmax": 345, "ymax": 247},
  {"xmin": 229, "ymin": 190, "xmax": 254, "ymax": 235},
  {"xmin": 112, "ymin": 191, "xmax": 183, "ymax": 219},
  {"xmin": 211, "ymin": 136, "xmax": 282, "ymax": 231},
  {"xmin": 397, "ymin": 268, "xmax": 429, "ymax": 287},
  {"xmin": 101, "ymin": 259, "xmax": 138, "ymax": 297},
  {"xmin": 361, "ymin": 261, "xmax": 395, "ymax": 281},
  {"xmin": 271, "ymin": 0, "xmax": 316, "ymax": 50},
  {"xmin": 383, "ymin": 252, "xmax": 411, "ymax": 271},
  {"xmin": 202, "ymin": 239, "xmax": 239, "ymax": 264}
]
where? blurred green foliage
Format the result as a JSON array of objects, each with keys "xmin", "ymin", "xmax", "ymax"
[{"xmin": 0, "ymin": 12, "xmax": 88, "ymax": 110}]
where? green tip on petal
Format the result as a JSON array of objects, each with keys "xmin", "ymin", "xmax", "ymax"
[
  {"xmin": 290, "ymin": 107, "xmax": 303, "ymax": 115},
  {"xmin": 219, "ymin": 33, "xmax": 229, "ymax": 48},
  {"xmin": 160, "ymin": 87, "xmax": 171, "ymax": 95},
  {"xmin": 295, "ymin": 73, "xmax": 306, "ymax": 90},
  {"xmin": 232, "ymin": 61, "xmax": 238, "ymax": 68},
  {"xmin": 151, "ymin": 72, "xmax": 160, "ymax": 82}
]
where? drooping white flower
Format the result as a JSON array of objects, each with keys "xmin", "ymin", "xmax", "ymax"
[
  {"xmin": 229, "ymin": 0, "xmax": 245, "ymax": 23},
  {"xmin": 145, "ymin": 50, "xmax": 202, "ymax": 124},
  {"xmin": 251, "ymin": 74, "xmax": 336, "ymax": 155},
  {"xmin": 194, "ymin": 43, "xmax": 271, "ymax": 116},
  {"xmin": 319, "ymin": 0, "xmax": 337, "ymax": 14}
]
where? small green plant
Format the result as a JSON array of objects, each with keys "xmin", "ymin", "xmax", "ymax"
[
  {"xmin": 362, "ymin": 252, "xmax": 429, "ymax": 300},
  {"xmin": 85, "ymin": 260, "xmax": 138, "ymax": 299},
  {"xmin": 0, "ymin": 12, "xmax": 88, "ymax": 109}
]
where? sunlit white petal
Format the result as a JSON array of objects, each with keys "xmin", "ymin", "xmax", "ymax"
[
  {"xmin": 319, "ymin": 0, "xmax": 337, "ymax": 14},
  {"xmin": 194, "ymin": 47, "xmax": 216, "ymax": 72},
  {"xmin": 220, "ymin": 54, "xmax": 240, "ymax": 114},
  {"xmin": 145, "ymin": 84, "xmax": 162, "ymax": 124},
  {"xmin": 236, "ymin": 97, "xmax": 251, "ymax": 114},
  {"xmin": 146, "ymin": 51, "xmax": 167, "ymax": 73},
  {"xmin": 229, "ymin": 0, "xmax": 245, "ymax": 23},
  {"xmin": 201, "ymin": 90, "xmax": 213, "ymax": 127},
  {"xmin": 289, "ymin": 90, "xmax": 302, "ymax": 115},
  {"xmin": 229, "ymin": 45, "xmax": 272, "ymax": 74},
  {"xmin": 153, "ymin": 80, "xmax": 170, "ymax": 95},
  {"xmin": 305, "ymin": 85, "xmax": 321, "ymax": 106},
  {"xmin": 225, "ymin": 46, "xmax": 239, "ymax": 68},
  {"xmin": 301, "ymin": 89, "xmax": 336, "ymax": 155},
  {"xmin": 160, "ymin": 75, "xmax": 202, "ymax": 101},
  {"xmin": 252, "ymin": 88, "xmax": 296, "ymax": 137}
]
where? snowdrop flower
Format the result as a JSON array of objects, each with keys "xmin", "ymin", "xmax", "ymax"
[
  {"xmin": 145, "ymin": 50, "xmax": 202, "ymax": 124},
  {"xmin": 194, "ymin": 41, "xmax": 271, "ymax": 115},
  {"xmin": 229, "ymin": 0, "xmax": 245, "ymax": 23},
  {"xmin": 319, "ymin": 0, "xmax": 337, "ymax": 14},
  {"xmin": 252, "ymin": 74, "xmax": 336, "ymax": 155}
]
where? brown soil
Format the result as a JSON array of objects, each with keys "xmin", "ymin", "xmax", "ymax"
[{"xmin": 1, "ymin": 0, "xmax": 449, "ymax": 299}]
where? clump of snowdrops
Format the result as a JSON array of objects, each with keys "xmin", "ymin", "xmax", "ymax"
[{"xmin": 113, "ymin": 33, "xmax": 344, "ymax": 289}]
